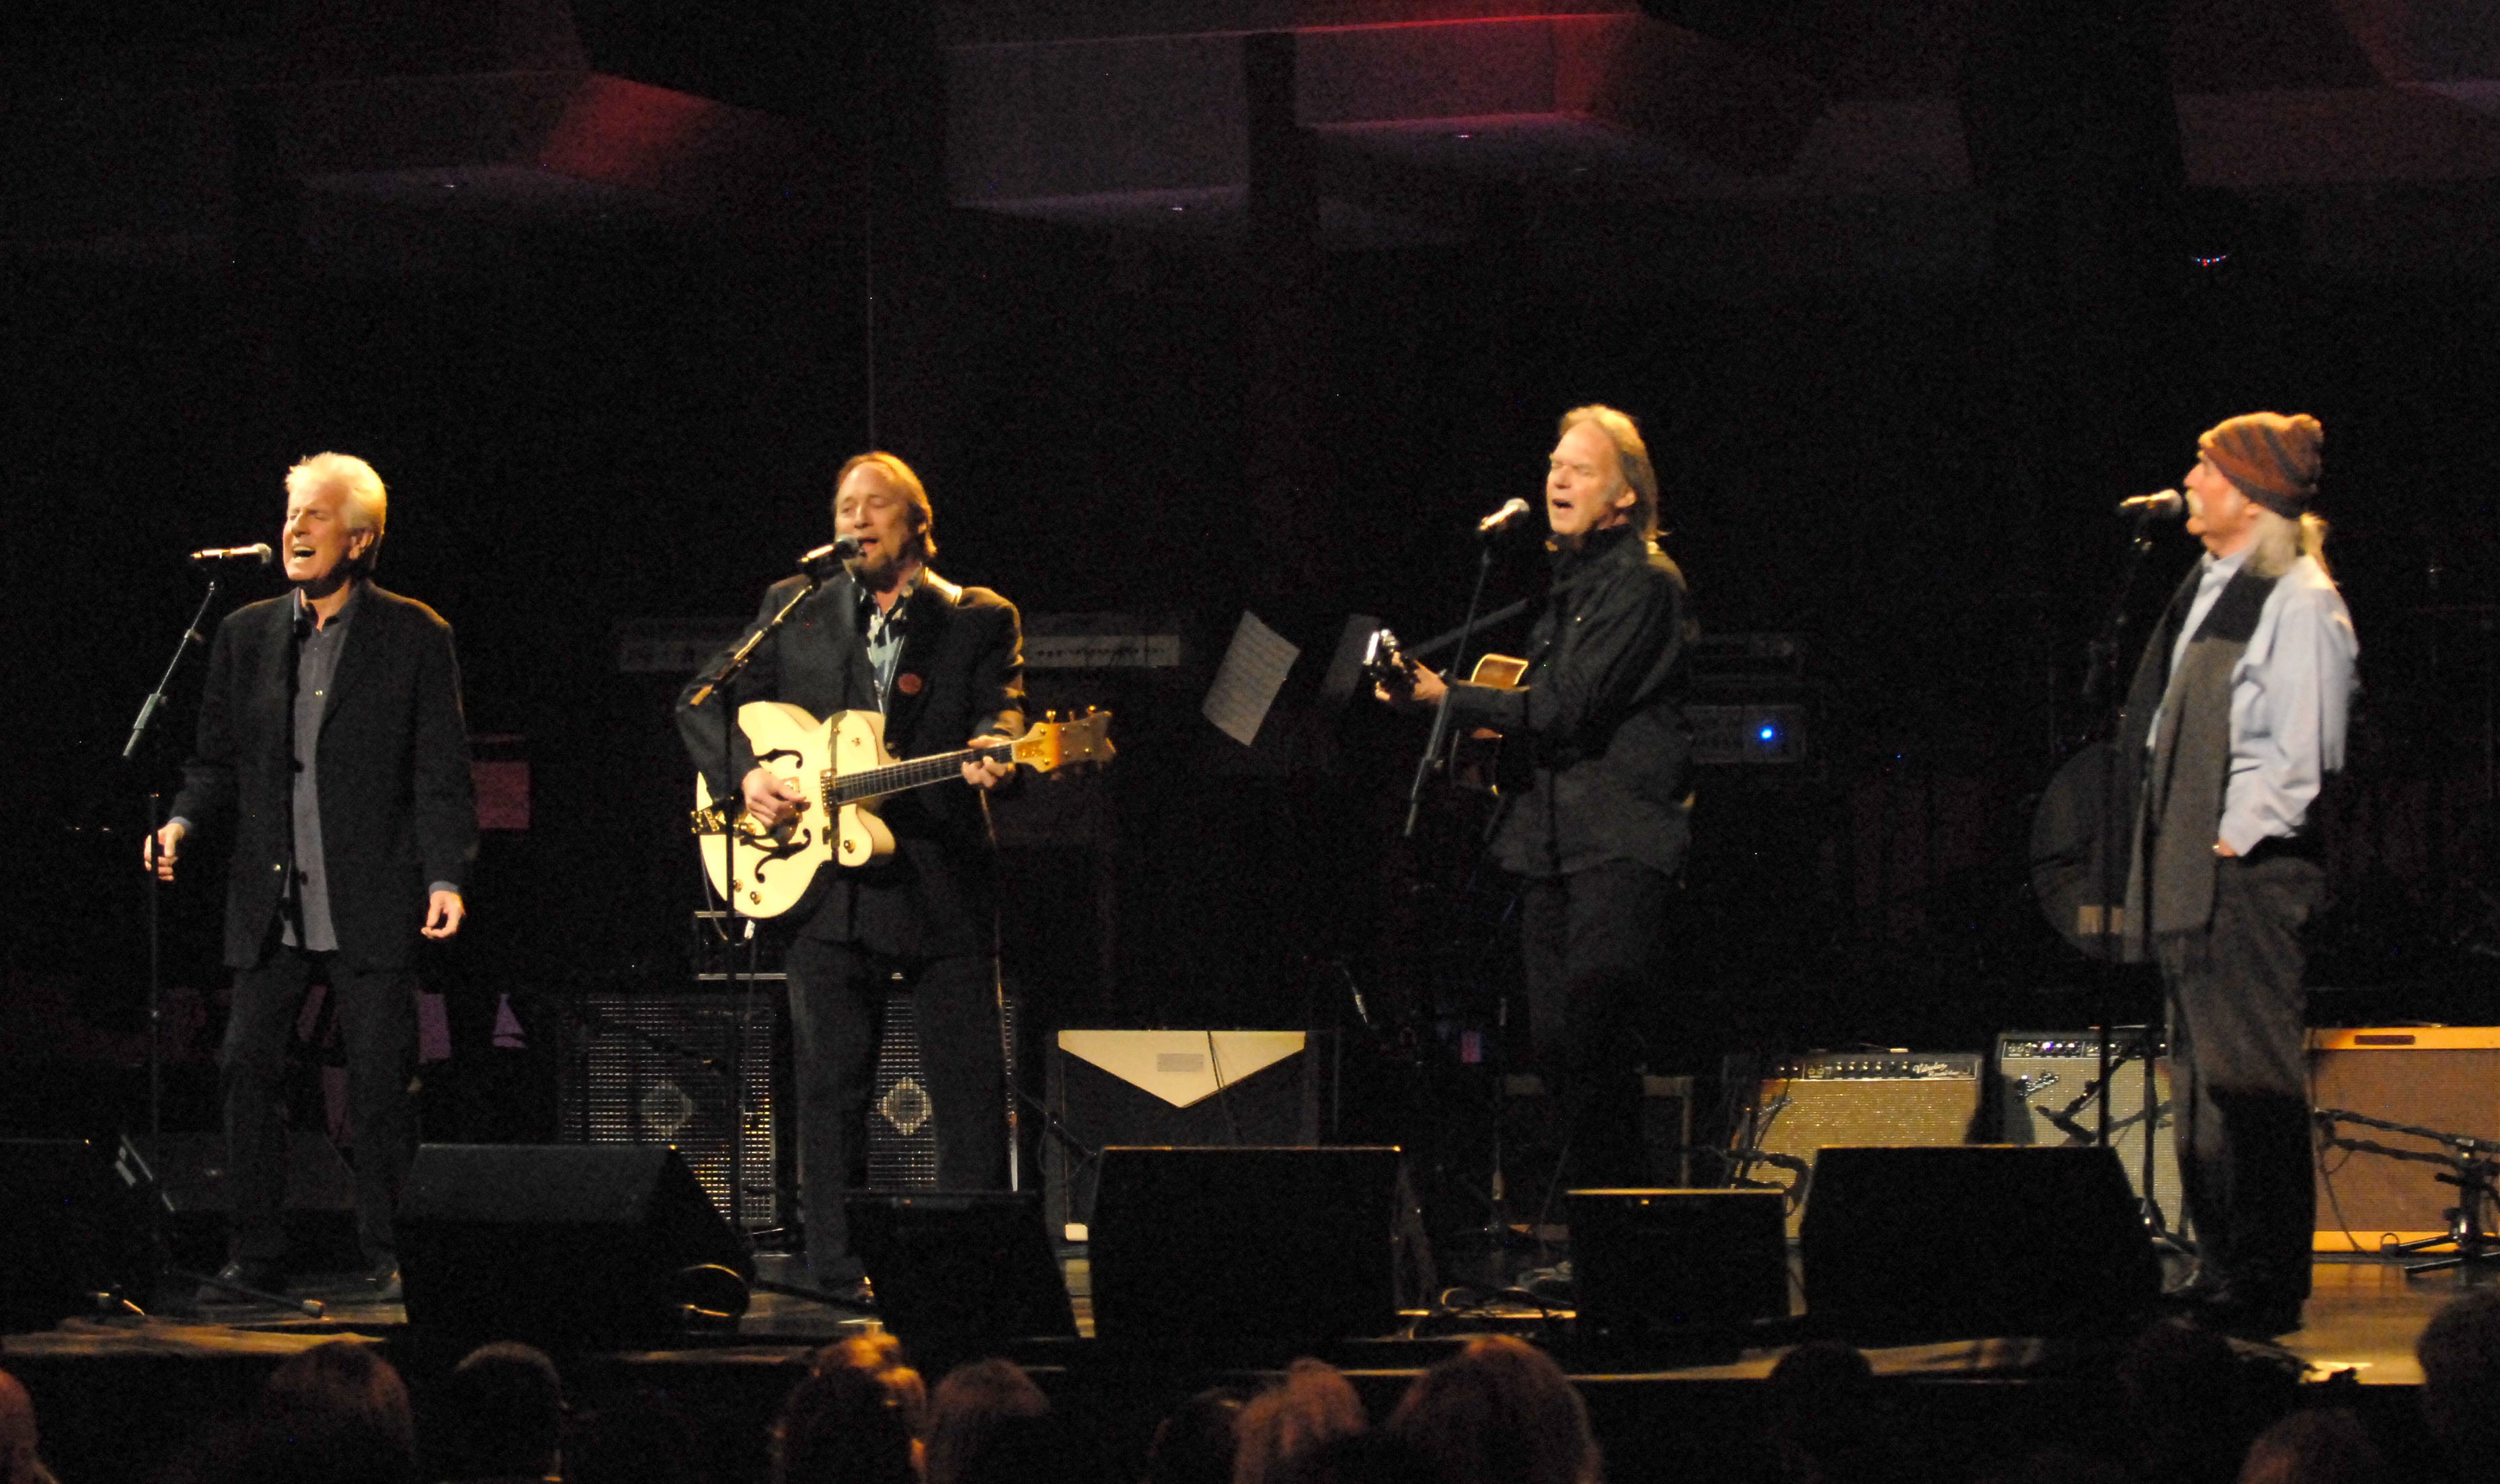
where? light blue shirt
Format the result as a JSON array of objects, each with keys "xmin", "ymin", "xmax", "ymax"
[{"xmin": 2154, "ymin": 547, "xmax": 2358, "ymax": 856}]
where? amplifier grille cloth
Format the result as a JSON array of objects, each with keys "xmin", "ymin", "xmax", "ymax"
[
  {"xmin": 560, "ymin": 992, "xmax": 778, "ymax": 1228},
  {"xmin": 2313, "ymin": 1046, "xmax": 2500, "ymax": 1238}
]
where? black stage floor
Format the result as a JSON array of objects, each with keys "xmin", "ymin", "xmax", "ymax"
[{"xmin": 3, "ymin": 1253, "xmax": 2485, "ymax": 1483}]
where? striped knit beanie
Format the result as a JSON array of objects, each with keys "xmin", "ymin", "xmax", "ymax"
[{"xmin": 2198, "ymin": 412, "xmax": 2322, "ymax": 518}]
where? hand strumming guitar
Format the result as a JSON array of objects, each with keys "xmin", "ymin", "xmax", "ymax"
[{"xmin": 742, "ymin": 767, "xmax": 808, "ymax": 830}]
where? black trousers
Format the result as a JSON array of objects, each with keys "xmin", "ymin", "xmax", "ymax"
[
  {"xmin": 1518, "ymin": 860, "xmax": 1674, "ymax": 1189},
  {"xmin": 2158, "ymin": 851, "xmax": 2324, "ymax": 1300},
  {"xmin": 782, "ymin": 937, "xmax": 1006, "ymax": 1285},
  {"xmin": 222, "ymin": 943, "xmax": 416, "ymax": 1266}
]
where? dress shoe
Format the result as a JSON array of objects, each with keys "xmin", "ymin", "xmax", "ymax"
[
  {"xmin": 196, "ymin": 1259, "xmax": 289, "ymax": 1306},
  {"xmin": 2193, "ymin": 1283, "xmax": 2303, "ymax": 1339},
  {"xmin": 366, "ymin": 1261, "xmax": 403, "ymax": 1304},
  {"xmin": 824, "ymin": 1276, "xmax": 876, "ymax": 1313}
]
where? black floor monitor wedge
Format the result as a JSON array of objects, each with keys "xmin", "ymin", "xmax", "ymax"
[
  {"xmin": 397, "ymin": 1144, "xmax": 751, "ymax": 1349},
  {"xmin": 1087, "ymin": 1146, "xmax": 1403, "ymax": 1349},
  {"xmin": 845, "ymin": 1192, "xmax": 1077, "ymax": 1370}
]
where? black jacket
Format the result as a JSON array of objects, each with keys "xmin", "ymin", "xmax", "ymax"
[
  {"xmin": 675, "ymin": 568, "xmax": 1025, "ymax": 958},
  {"xmin": 171, "ymin": 582, "xmax": 478, "ymax": 972},
  {"xmin": 1443, "ymin": 525, "xmax": 1694, "ymax": 878}
]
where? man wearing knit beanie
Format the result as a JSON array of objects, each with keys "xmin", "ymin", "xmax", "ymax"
[{"xmin": 2115, "ymin": 410, "xmax": 2356, "ymax": 1339}]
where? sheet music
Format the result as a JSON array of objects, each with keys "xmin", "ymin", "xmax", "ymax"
[{"xmin": 1201, "ymin": 611, "xmax": 1300, "ymax": 747}]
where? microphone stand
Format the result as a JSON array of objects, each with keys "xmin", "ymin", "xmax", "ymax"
[
  {"xmin": 124, "ymin": 572, "xmax": 229, "ymax": 1144},
  {"xmin": 688, "ymin": 566, "xmax": 829, "ymax": 1260},
  {"xmin": 1403, "ymin": 536, "xmax": 1502, "ymax": 838},
  {"xmin": 2080, "ymin": 508, "xmax": 2178, "ymax": 1241}
]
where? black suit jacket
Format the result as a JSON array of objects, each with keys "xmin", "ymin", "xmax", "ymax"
[
  {"xmin": 171, "ymin": 582, "xmax": 479, "ymax": 972},
  {"xmin": 676, "ymin": 568, "xmax": 1025, "ymax": 958}
]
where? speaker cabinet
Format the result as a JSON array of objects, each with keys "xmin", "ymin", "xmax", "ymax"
[
  {"xmin": 1732, "ymin": 1052, "xmax": 1984, "ymax": 1237},
  {"xmin": 397, "ymin": 1144, "xmax": 750, "ymax": 1348},
  {"xmin": 560, "ymin": 990, "xmax": 779, "ymax": 1228},
  {"xmin": 2310, "ymin": 1027, "xmax": 2500, "ymax": 1249},
  {"xmin": 868, "ymin": 986, "xmax": 1023, "ymax": 1192},
  {"xmin": 1568, "ymin": 1188, "xmax": 1789, "ymax": 1339},
  {"xmin": 1088, "ymin": 1146, "xmax": 1399, "ymax": 1348},
  {"xmin": 118, "ymin": 1130, "xmax": 360, "ymax": 1271},
  {"xmin": 1995, "ymin": 1030, "xmax": 2185, "ymax": 1237},
  {"xmin": 845, "ymin": 1192, "xmax": 1076, "ymax": 1372},
  {"xmin": 0, "ymin": 1138, "xmax": 162, "ymax": 1331},
  {"xmin": 1044, "ymin": 1031, "xmax": 1333, "ymax": 1239},
  {"xmin": 1801, "ymin": 1145, "xmax": 2159, "ymax": 1343}
]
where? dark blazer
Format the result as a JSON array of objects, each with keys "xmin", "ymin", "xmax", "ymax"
[
  {"xmin": 676, "ymin": 568, "xmax": 1025, "ymax": 958},
  {"xmin": 171, "ymin": 581, "xmax": 479, "ymax": 972}
]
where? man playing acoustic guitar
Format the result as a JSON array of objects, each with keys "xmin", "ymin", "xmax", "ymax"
[
  {"xmin": 676, "ymin": 451, "xmax": 1022, "ymax": 1304},
  {"xmin": 1381, "ymin": 405, "xmax": 1695, "ymax": 1192}
]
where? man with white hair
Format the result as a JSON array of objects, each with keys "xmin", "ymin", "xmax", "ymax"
[
  {"xmin": 1380, "ymin": 405, "xmax": 1696, "ymax": 1189},
  {"xmin": 2118, "ymin": 412, "xmax": 2356, "ymax": 1338},
  {"xmin": 145, "ymin": 452, "xmax": 477, "ymax": 1304}
]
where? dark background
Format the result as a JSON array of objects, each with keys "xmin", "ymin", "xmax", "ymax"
[{"xmin": 5, "ymin": 1, "xmax": 2498, "ymax": 1163}]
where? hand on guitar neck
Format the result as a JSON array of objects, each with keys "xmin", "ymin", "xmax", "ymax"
[
  {"xmin": 1366, "ymin": 627, "xmax": 1448, "ymax": 709},
  {"xmin": 745, "ymin": 732, "xmax": 1014, "ymax": 824}
]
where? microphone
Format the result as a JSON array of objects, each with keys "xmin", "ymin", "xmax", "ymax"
[
  {"xmin": 190, "ymin": 543, "xmax": 275, "ymax": 565},
  {"xmin": 1477, "ymin": 497, "xmax": 1533, "ymax": 536},
  {"xmin": 2116, "ymin": 489, "xmax": 2185, "ymax": 519},
  {"xmin": 798, "ymin": 535, "xmax": 863, "ymax": 578}
]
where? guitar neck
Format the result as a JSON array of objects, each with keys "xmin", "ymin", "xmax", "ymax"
[{"xmin": 826, "ymin": 739, "xmax": 1013, "ymax": 806}]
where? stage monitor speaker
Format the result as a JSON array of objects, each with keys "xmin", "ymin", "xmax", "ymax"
[
  {"xmin": 1995, "ymin": 1030, "xmax": 2185, "ymax": 1237},
  {"xmin": 845, "ymin": 1192, "xmax": 1076, "ymax": 1371},
  {"xmin": 119, "ymin": 1130, "xmax": 360, "ymax": 1271},
  {"xmin": 560, "ymin": 990, "xmax": 779, "ymax": 1228},
  {"xmin": 1732, "ymin": 1052, "xmax": 1984, "ymax": 1237},
  {"xmin": 1800, "ymin": 1145, "xmax": 2158, "ymax": 1343},
  {"xmin": 1088, "ymin": 1146, "xmax": 1400, "ymax": 1349},
  {"xmin": 1044, "ymin": 1030, "xmax": 1333, "ymax": 1239},
  {"xmin": 2311, "ymin": 1027, "xmax": 2500, "ymax": 1249},
  {"xmin": 0, "ymin": 1138, "xmax": 163, "ymax": 1332},
  {"xmin": 397, "ymin": 1143, "xmax": 751, "ymax": 1348},
  {"xmin": 1567, "ymin": 1188, "xmax": 1788, "ymax": 1339}
]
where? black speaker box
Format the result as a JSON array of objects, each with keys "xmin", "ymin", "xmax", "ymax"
[
  {"xmin": 1568, "ymin": 1188, "xmax": 1789, "ymax": 1339},
  {"xmin": 1800, "ymin": 1145, "xmax": 2158, "ymax": 1343},
  {"xmin": 1088, "ymin": 1146, "xmax": 1401, "ymax": 1350},
  {"xmin": 0, "ymin": 1138, "xmax": 163, "ymax": 1332},
  {"xmin": 845, "ymin": 1192, "xmax": 1076, "ymax": 1372},
  {"xmin": 119, "ymin": 1130, "xmax": 360, "ymax": 1271},
  {"xmin": 1044, "ymin": 1030, "xmax": 1334, "ymax": 1239},
  {"xmin": 397, "ymin": 1144, "xmax": 751, "ymax": 1348}
]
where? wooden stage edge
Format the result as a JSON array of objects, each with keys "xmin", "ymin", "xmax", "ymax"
[{"xmin": 3, "ymin": 1255, "xmax": 2491, "ymax": 1483}]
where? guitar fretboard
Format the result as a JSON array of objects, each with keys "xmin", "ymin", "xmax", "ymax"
[{"xmin": 822, "ymin": 740, "xmax": 1015, "ymax": 806}]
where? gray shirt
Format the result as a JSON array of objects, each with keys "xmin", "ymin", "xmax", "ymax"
[{"xmin": 285, "ymin": 582, "xmax": 361, "ymax": 951}]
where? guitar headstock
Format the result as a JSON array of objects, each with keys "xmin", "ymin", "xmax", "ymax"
[
  {"xmin": 1362, "ymin": 627, "xmax": 1417, "ymax": 696},
  {"xmin": 1012, "ymin": 707, "xmax": 1116, "ymax": 773}
]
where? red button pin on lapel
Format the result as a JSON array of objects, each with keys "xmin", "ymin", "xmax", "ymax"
[{"xmin": 897, "ymin": 672, "xmax": 923, "ymax": 695}]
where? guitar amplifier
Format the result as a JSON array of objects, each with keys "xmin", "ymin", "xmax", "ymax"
[
  {"xmin": 559, "ymin": 990, "xmax": 780, "ymax": 1228},
  {"xmin": 2311, "ymin": 1027, "xmax": 2500, "ymax": 1249},
  {"xmin": 1995, "ymin": 1030, "xmax": 2185, "ymax": 1237},
  {"xmin": 1732, "ymin": 1052, "xmax": 1984, "ymax": 1237},
  {"xmin": 865, "ymin": 985, "xmax": 1022, "ymax": 1192}
]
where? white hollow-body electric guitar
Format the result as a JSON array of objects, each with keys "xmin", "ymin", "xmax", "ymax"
[{"xmin": 693, "ymin": 705, "xmax": 1114, "ymax": 916}]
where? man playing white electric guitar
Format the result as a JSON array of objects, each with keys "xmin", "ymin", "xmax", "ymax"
[{"xmin": 676, "ymin": 451, "xmax": 1024, "ymax": 1306}]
